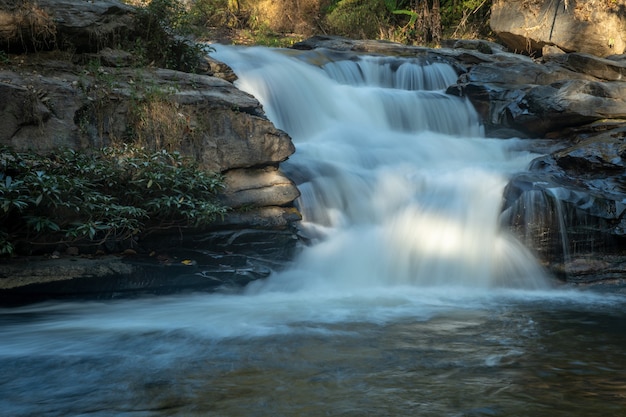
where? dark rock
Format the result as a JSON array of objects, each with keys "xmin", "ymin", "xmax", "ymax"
[
  {"xmin": 501, "ymin": 128, "xmax": 626, "ymax": 281},
  {"xmin": 96, "ymin": 47, "xmax": 134, "ymax": 67},
  {"xmin": 544, "ymin": 52, "xmax": 626, "ymax": 82},
  {"xmin": 0, "ymin": 0, "xmax": 137, "ymax": 53},
  {"xmin": 0, "ymin": 228, "xmax": 302, "ymax": 306},
  {"xmin": 452, "ymin": 79, "xmax": 626, "ymax": 137}
]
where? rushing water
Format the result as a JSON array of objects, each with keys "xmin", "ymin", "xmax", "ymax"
[{"xmin": 1, "ymin": 46, "xmax": 625, "ymax": 416}]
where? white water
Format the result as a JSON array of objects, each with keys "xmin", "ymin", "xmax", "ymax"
[{"xmin": 212, "ymin": 45, "xmax": 548, "ymax": 292}]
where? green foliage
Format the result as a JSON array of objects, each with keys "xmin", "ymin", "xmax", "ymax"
[
  {"xmin": 0, "ymin": 146, "xmax": 227, "ymax": 256},
  {"xmin": 130, "ymin": 0, "xmax": 213, "ymax": 72},
  {"xmin": 241, "ymin": 27, "xmax": 302, "ymax": 47},
  {"xmin": 325, "ymin": 0, "xmax": 391, "ymax": 39},
  {"xmin": 324, "ymin": 0, "xmax": 491, "ymax": 43}
]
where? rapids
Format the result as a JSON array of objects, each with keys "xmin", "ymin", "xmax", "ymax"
[{"xmin": 1, "ymin": 45, "xmax": 625, "ymax": 417}]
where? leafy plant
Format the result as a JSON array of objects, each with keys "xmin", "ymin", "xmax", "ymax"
[
  {"xmin": 129, "ymin": 0, "xmax": 209, "ymax": 72},
  {"xmin": 325, "ymin": 0, "xmax": 392, "ymax": 39},
  {"xmin": 0, "ymin": 145, "xmax": 227, "ymax": 256}
]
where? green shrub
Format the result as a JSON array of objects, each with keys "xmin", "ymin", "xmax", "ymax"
[
  {"xmin": 0, "ymin": 145, "xmax": 227, "ymax": 255},
  {"xmin": 325, "ymin": 0, "xmax": 391, "ymax": 39}
]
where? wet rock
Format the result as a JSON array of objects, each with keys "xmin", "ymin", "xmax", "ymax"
[
  {"xmin": 0, "ymin": 228, "xmax": 302, "ymax": 305},
  {"xmin": 199, "ymin": 54, "xmax": 238, "ymax": 83},
  {"xmin": 501, "ymin": 128, "xmax": 626, "ymax": 281},
  {"xmin": 452, "ymin": 77, "xmax": 626, "ymax": 137},
  {"xmin": 216, "ymin": 207, "xmax": 302, "ymax": 230}
]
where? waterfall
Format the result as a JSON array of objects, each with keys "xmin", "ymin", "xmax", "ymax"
[{"xmin": 211, "ymin": 45, "xmax": 549, "ymax": 290}]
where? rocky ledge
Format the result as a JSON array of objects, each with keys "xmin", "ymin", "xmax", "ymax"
[{"xmin": 0, "ymin": 229, "xmax": 301, "ymax": 306}]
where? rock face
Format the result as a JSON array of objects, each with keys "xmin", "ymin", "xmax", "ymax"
[
  {"xmin": 501, "ymin": 124, "xmax": 626, "ymax": 282},
  {"xmin": 448, "ymin": 51, "xmax": 626, "ymax": 138},
  {"xmin": 0, "ymin": 60, "xmax": 300, "ymax": 229},
  {"xmin": 0, "ymin": 0, "xmax": 136, "ymax": 52},
  {"xmin": 490, "ymin": 0, "xmax": 626, "ymax": 58}
]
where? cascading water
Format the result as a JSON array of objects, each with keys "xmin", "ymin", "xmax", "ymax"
[
  {"xmin": 211, "ymin": 45, "xmax": 548, "ymax": 290},
  {"xmin": 3, "ymin": 45, "xmax": 626, "ymax": 417}
]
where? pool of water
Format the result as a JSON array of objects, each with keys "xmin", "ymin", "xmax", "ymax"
[{"xmin": 1, "ymin": 287, "xmax": 624, "ymax": 416}]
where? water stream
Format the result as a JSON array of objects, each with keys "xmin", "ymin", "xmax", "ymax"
[{"xmin": 1, "ymin": 46, "xmax": 625, "ymax": 416}]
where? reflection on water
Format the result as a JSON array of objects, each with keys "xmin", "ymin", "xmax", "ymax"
[{"xmin": 1, "ymin": 290, "xmax": 625, "ymax": 416}]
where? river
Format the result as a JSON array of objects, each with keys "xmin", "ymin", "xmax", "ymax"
[{"xmin": 1, "ymin": 45, "xmax": 625, "ymax": 416}]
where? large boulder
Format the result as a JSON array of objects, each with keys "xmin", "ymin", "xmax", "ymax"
[{"xmin": 490, "ymin": 0, "xmax": 626, "ymax": 57}]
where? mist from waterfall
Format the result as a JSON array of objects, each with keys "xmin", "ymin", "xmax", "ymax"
[{"xmin": 211, "ymin": 45, "xmax": 549, "ymax": 292}]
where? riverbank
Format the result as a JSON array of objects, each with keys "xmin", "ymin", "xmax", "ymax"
[{"xmin": 0, "ymin": 228, "xmax": 301, "ymax": 305}]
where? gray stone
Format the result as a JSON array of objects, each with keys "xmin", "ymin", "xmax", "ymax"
[
  {"xmin": 543, "ymin": 52, "xmax": 626, "ymax": 81},
  {"xmin": 0, "ymin": 0, "xmax": 136, "ymax": 53}
]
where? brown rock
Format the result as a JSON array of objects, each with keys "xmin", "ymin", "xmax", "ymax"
[
  {"xmin": 220, "ymin": 167, "xmax": 300, "ymax": 209},
  {"xmin": 491, "ymin": 0, "xmax": 626, "ymax": 57}
]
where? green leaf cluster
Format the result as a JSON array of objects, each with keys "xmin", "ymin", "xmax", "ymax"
[
  {"xmin": 0, "ymin": 145, "xmax": 227, "ymax": 256},
  {"xmin": 130, "ymin": 0, "xmax": 213, "ymax": 72}
]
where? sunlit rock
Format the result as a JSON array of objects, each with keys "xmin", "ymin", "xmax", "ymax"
[{"xmin": 490, "ymin": 0, "xmax": 626, "ymax": 57}]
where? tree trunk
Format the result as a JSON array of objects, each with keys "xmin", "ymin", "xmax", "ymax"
[{"xmin": 431, "ymin": 0, "xmax": 441, "ymax": 43}]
